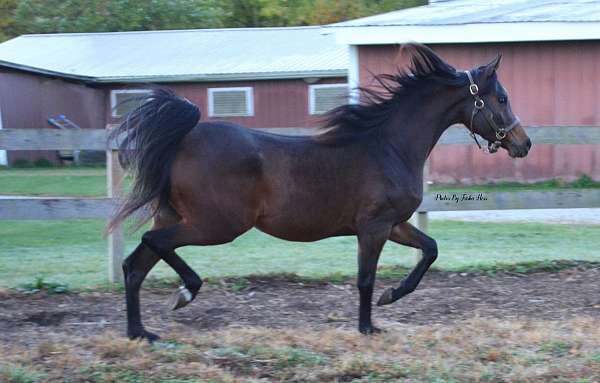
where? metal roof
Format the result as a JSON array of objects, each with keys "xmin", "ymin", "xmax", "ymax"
[
  {"xmin": 0, "ymin": 27, "xmax": 348, "ymax": 83},
  {"xmin": 325, "ymin": 0, "xmax": 600, "ymax": 44}
]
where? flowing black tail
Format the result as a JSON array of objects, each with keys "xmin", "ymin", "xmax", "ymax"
[{"xmin": 108, "ymin": 89, "xmax": 200, "ymax": 231}]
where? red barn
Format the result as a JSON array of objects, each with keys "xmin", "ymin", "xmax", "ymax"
[
  {"xmin": 325, "ymin": 0, "xmax": 600, "ymax": 182},
  {"xmin": 0, "ymin": 27, "xmax": 349, "ymax": 165}
]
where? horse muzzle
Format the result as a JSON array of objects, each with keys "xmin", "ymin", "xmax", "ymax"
[{"xmin": 505, "ymin": 137, "xmax": 532, "ymax": 158}]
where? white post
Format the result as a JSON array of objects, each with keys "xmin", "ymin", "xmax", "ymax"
[
  {"xmin": 411, "ymin": 160, "xmax": 430, "ymax": 260},
  {"xmin": 107, "ymin": 148, "xmax": 125, "ymax": 284},
  {"xmin": 0, "ymin": 104, "xmax": 7, "ymax": 166},
  {"xmin": 348, "ymin": 45, "xmax": 360, "ymax": 105}
]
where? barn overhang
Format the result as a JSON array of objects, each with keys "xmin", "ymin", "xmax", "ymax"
[
  {"xmin": 0, "ymin": 60, "xmax": 347, "ymax": 84},
  {"xmin": 324, "ymin": 21, "xmax": 600, "ymax": 46}
]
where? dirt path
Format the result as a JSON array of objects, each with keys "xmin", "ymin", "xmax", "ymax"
[{"xmin": 1, "ymin": 267, "xmax": 599, "ymax": 346}]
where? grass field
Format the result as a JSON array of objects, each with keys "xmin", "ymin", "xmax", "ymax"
[
  {"xmin": 1, "ymin": 167, "xmax": 599, "ymax": 197},
  {"xmin": 2, "ymin": 168, "xmax": 600, "ymax": 382},
  {"xmin": 1, "ymin": 318, "xmax": 599, "ymax": 382},
  {"xmin": 1, "ymin": 167, "xmax": 599, "ymax": 289},
  {"xmin": 1, "ymin": 218, "xmax": 599, "ymax": 289}
]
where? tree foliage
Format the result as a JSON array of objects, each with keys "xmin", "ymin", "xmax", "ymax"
[
  {"xmin": 0, "ymin": 0, "xmax": 427, "ymax": 42},
  {"xmin": 0, "ymin": 0, "xmax": 17, "ymax": 41},
  {"xmin": 12, "ymin": 0, "xmax": 225, "ymax": 35},
  {"xmin": 221, "ymin": 0, "xmax": 426, "ymax": 27}
]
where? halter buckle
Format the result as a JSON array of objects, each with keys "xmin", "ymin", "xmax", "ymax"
[
  {"xmin": 488, "ymin": 141, "xmax": 502, "ymax": 154},
  {"xmin": 469, "ymin": 84, "xmax": 479, "ymax": 95},
  {"xmin": 474, "ymin": 98, "xmax": 484, "ymax": 109},
  {"xmin": 495, "ymin": 129, "xmax": 506, "ymax": 140}
]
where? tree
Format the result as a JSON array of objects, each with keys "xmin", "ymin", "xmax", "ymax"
[
  {"xmin": 5, "ymin": 0, "xmax": 427, "ymax": 38},
  {"xmin": 13, "ymin": 0, "xmax": 226, "ymax": 35},
  {"xmin": 219, "ymin": 0, "xmax": 426, "ymax": 27},
  {"xmin": 0, "ymin": 0, "xmax": 17, "ymax": 41},
  {"xmin": 305, "ymin": 0, "xmax": 369, "ymax": 25}
]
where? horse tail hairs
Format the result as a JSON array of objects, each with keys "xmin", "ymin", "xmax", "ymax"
[{"xmin": 107, "ymin": 88, "xmax": 200, "ymax": 232}]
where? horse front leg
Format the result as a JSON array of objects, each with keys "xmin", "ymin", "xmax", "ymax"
[
  {"xmin": 376, "ymin": 221, "xmax": 438, "ymax": 306},
  {"xmin": 356, "ymin": 226, "xmax": 390, "ymax": 334}
]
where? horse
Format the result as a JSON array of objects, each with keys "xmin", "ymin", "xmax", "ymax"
[{"xmin": 109, "ymin": 44, "xmax": 531, "ymax": 341}]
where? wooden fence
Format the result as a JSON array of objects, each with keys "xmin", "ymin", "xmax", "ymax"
[{"xmin": 1, "ymin": 126, "xmax": 600, "ymax": 283}]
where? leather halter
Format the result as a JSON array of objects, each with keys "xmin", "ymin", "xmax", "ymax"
[{"xmin": 464, "ymin": 70, "xmax": 520, "ymax": 153}]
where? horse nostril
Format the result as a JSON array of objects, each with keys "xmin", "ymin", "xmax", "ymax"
[{"xmin": 526, "ymin": 138, "xmax": 532, "ymax": 150}]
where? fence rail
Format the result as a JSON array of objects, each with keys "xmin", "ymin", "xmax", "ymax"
[
  {"xmin": 2, "ymin": 126, "xmax": 600, "ymax": 150},
  {"xmin": 1, "ymin": 190, "xmax": 599, "ymax": 220},
  {"xmin": 1, "ymin": 126, "xmax": 599, "ymax": 283}
]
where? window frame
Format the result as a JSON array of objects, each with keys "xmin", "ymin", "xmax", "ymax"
[
  {"xmin": 308, "ymin": 83, "xmax": 349, "ymax": 115},
  {"xmin": 110, "ymin": 89, "xmax": 152, "ymax": 118},
  {"xmin": 207, "ymin": 87, "xmax": 254, "ymax": 117}
]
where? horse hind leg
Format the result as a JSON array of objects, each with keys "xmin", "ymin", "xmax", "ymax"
[
  {"xmin": 141, "ymin": 224, "xmax": 205, "ymax": 311},
  {"xmin": 141, "ymin": 217, "xmax": 251, "ymax": 310},
  {"xmin": 123, "ymin": 219, "xmax": 210, "ymax": 341},
  {"xmin": 123, "ymin": 242, "xmax": 161, "ymax": 341}
]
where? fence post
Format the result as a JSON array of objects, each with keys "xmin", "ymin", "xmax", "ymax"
[
  {"xmin": 418, "ymin": 159, "xmax": 430, "ymax": 233},
  {"xmin": 107, "ymin": 148, "xmax": 125, "ymax": 284},
  {"xmin": 411, "ymin": 160, "xmax": 430, "ymax": 260}
]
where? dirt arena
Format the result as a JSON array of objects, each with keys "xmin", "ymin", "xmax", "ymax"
[
  {"xmin": 1, "ymin": 267, "xmax": 599, "ymax": 382},
  {"xmin": 2, "ymin": 267, "xmax": 600, "ymax": 344}
]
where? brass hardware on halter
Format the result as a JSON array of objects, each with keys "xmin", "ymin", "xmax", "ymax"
[{"xmin": 469, "ymin": 84, "xmax": 479, "ymax": 95}]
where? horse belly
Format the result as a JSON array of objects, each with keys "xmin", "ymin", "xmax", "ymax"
[{"xmin": 255, "ymin": 198, "xmax": 355, "ymax": 242}]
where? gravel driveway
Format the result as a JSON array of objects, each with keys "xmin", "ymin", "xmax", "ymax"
[{"xmin": 429, "ymin": 208, "xmax": 600, "ymax": 224}]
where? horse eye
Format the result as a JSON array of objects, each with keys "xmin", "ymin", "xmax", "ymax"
[{"xmin": 498, "ymin": 96, "xmax": 507, "ymax": 104}]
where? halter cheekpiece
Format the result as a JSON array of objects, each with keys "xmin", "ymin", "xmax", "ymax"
[{"xmin": 464, "ymin": 70, "xmax": 520, "ymax": 154}]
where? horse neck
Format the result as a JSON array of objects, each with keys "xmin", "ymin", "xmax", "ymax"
[{"xmin": 383, "ymin": 85, "xmax": 463, "ymax": 173}]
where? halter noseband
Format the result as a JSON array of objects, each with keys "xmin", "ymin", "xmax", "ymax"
[{"xmin": 464, "ymin": 70, "xmax": 520, "ymax": 153}]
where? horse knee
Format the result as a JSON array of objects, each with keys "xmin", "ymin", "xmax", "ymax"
[
  {"xmin": 422, "ymin": 238, "xmax": 438, "ymax": 263},
  {"xmin": 357, "ymin": 275, "xmax": 375, "ymax": 291}
]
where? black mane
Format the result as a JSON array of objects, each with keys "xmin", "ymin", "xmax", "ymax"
[{"xmin": 315, "ymin": 44, "xmax": 467, "ymax": 144}]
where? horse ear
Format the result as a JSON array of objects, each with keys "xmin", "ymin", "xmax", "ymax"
[{"xmin": 484, "ymin": 53, "xmax": 502, "ymax": 78}]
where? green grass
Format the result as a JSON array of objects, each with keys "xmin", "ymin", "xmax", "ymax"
[
  {"xmin": 0, "ymin": 364, "xmax": 46, "ymax": 383},
  {"xmin": 1, "ymin": 219, "xmax": 599, "ymax": 289},
  {"xmin": 1, "ymin": 167, "xmax": 599, "ymax": 197},
  {"xmin": 0, "ymin": 167, "xmax": 108, "ymax": 196},
  {"xmin": 430, "ymin": 174, "xmax": 600, "ymax": 193},
  {"xmin": 1, "ymin": 168, "xmax": 599, "ymax": 289}
]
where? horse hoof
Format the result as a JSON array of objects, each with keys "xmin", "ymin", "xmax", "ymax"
[
  {"xmin": 168, "ymin": 286, "xmax": 193, "ymax": 310},
  {"xmin": 128, "ymin": 328, "xmax": 160, "ymax": 343},
  {"xmin": 359, "ymin": 324, "xmax": 383, "ymax": 335},
  {"xmin": 376, "ymin": 287, "xmax": 395, "ymax": 306}
]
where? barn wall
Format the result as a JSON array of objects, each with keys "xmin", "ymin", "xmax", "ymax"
[
  {"xmin": 105, "ymin": 77, "xmax": 347, "ymax": 129},
  {"xmin": 0, "ymin": 73, "xmax": 347, "ymax": 165},
  {"xmin": 358, "ymin": 42, "xmax": 600, "ymax": 182},
  {"xmin": 0, "ymin": 70, "xmax": 106, "ymax": 165}
]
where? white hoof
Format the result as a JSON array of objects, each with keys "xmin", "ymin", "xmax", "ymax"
[{"xmin": 168, "ymin": 286, "xmax": 193, "ymax": 310}]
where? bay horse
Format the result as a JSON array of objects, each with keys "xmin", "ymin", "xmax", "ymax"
[{"xmin": 109, "ymin": 44, "xmax": 531, "ymax": 341}]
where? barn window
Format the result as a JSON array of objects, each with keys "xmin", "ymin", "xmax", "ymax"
[
  {"xmin": 208, "ymin": 87, "xmax": 254, "ymax": 117},
  {"xmin": 309, "ymin": 84, "xmax": 349, "ymax": 115},
  {"xmin": 110, "ymin": 89, "xmax": 151, "ymax": 118}
]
